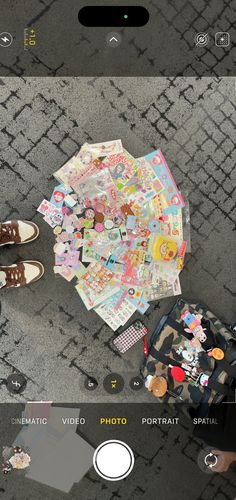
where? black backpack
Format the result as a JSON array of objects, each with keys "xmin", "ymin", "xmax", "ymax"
[{"xmin": 142, "ymin": 299, "xmax": 236, "ymax": 412}]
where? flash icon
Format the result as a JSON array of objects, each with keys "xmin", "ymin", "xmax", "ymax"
[{"xmin": 0, "ymin": 32, "xmax": 13, "ymax": 47}]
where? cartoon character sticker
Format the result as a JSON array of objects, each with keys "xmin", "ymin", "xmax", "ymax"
[{"xmin": 151, "ymin": 235, "xmax": 178, "ymax": 262}]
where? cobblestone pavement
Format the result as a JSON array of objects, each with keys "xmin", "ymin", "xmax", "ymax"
[
  {"xmin": 0, "ymin": 403, "xmax": 236, "ymax": 500},
  {"xmin": 0, "ymin": 77, "xmax": 235, "ymax": 406}
]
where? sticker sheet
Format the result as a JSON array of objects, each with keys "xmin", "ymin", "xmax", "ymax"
[
  {"xmin": 95, "ymin": 293, "xmax": 137, "ymax": 331},
  {"xmin": 143, "ymin": 277, "xmax": 182, "ymax": 301},
  {"xmin": 122, "ymin": 159, "xmax": 164, "ymax": 206},
  {"xmin": 104, "ymin": 149, "xmax": 139, "ymax": 190},
  {"xmin": 137, "ymin": 150, "xmax": 185, "ymax": 213},
  {"xmin": 75, "ymin": 279, "xmax": 120, "ymax": 310}
]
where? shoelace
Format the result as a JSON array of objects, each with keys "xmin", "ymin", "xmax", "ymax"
[
  {"xmin": 0, "ymin": 222, "xmax": 19, "ymax": 244},
  {"xmin": 3, "ymin": 264, "xmax": 25, "ymax": 287}
]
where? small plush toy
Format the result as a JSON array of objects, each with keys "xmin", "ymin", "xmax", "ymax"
[
  {"xmin": 181, "ymin": 310, "xmax": 207, "ymax": 343},
  {"xmin": 145, "ymin": 375, "xmax": 168, "ymax": 397}
]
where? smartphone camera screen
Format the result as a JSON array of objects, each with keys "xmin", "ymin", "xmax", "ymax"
[{"xmin": 0, "ymin": 1, "xmax": 235, "ymax": 498}]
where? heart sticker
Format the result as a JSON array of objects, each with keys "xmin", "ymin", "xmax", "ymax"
[{"xmin": 54, "ymin": 191, "xmax": 65, "ymax": 203}]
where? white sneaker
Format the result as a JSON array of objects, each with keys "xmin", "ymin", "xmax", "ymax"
[
  {"xmin": 0, "ymin": 261, "xmax": 44, "ymax": 289},
  {"xmin": 0, "ymin": 220, "xmax": 39, "ymax": 247}
]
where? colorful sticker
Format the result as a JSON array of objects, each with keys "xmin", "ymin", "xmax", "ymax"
[
  {"xmin": 137, "ymin": 150, "xmax": 185, "ymax": 213},
  {"xmin": 104, "ymin": 149, "xmax": 139, "ymax": 190},
  {"xmin": 50, "ymin": 184, "xmax": 72, "ymax": 208}
]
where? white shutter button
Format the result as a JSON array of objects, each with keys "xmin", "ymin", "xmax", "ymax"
[{"xmin": 93, "ymin": 440, "xmax": 134, "ymax": 481}]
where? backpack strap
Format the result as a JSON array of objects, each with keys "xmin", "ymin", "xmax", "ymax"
[
  {"xmin": 207, "ymin": 379, "xmax": 230, "ymax": 396},
  {"xmin": 150, "ymin": 346, "xmax": 182, "ymax": 367},
  {"xmin": 165, "ymin": 317, "xmax": 192, "ymax": 340},
  {"xmin": 215, "ymin": 359, "xmax": 236, "ymax": 378},
  {"xmin": 150, "ymin": 314, "xmax": 168, "ymax": 344}
]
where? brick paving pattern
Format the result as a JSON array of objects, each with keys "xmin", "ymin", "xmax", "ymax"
[
  {"xmin": 0, "ymin": 77, "xmax": 235, "ymax": 499},
  {"xmin": 0, "ymin": 77, "xmax": 235, "ymax": 404}
]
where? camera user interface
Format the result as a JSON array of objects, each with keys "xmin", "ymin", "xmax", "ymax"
[{"xmin": 0, "ymin": 1, "xmax": 235, "ymax": 499}]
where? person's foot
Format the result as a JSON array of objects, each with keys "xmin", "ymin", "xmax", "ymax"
[
  {"xmin": 0, "ymin": 220, "xmax": 39, "ymax": 247},
  {"xmin": 0, "ymin": 261, "xmax": 44, "ymax": 289}
]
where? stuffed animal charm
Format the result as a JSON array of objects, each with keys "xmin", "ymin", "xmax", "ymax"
[{"xmin": 181, "ymin": 310, "xmax": 207, "ymax": 343}]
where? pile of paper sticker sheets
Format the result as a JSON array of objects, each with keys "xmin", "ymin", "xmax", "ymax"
[{"xmin": 38, "ymin": 140, "xmax": 188, "ymax": 331}]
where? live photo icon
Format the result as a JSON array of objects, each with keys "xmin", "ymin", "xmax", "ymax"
[{"xmin": 215, "ymin": 32, "xmax": 230, "ymax": 47}]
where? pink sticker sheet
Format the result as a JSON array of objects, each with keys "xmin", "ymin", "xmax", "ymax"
[{"xmin": 137, "ymin": 150, "xmax": 185, "ymax": 214}]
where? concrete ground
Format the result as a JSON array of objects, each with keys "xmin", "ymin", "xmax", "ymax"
[{"xmin": 0, "ymin": 77, "xmax": 235, "ymax": 404}]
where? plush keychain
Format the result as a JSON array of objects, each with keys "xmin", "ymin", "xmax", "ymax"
[
  {"xmin": 176, "ymin": 344, "xmax": 201, "ymax": 365},
  {"xmin": 181, "ymin": 310, "xmax": 207, "ymax": 343},
  {"xmin": 145, "ymin": 374, "xmax": 184, "ymax": 400},
  {"xmin": 170, "ymin": 363, "xmax": 209, "ymax": 388},
  {"xmin": 181, "ymin": 310, "xmax": 217, "ymax": 352},
  {"xmin": 145, "ymin": 375, "xmax": 168, "ymax": 398}
]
